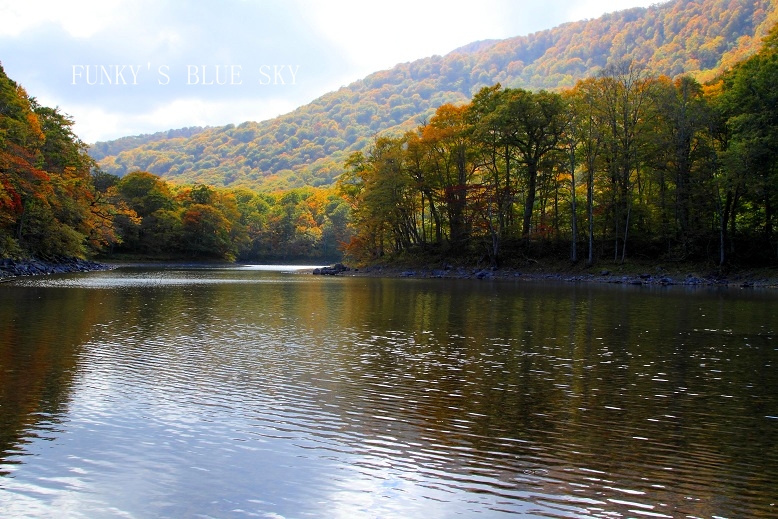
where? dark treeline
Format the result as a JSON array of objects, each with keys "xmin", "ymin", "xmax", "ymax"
[{"xmin": 339, "ymin": 27, "xmax": 778, "ymax": 269}]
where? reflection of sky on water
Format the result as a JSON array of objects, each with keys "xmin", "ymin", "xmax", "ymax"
[
  {"xmin": 0, "ymin": 359, "xmax": 536, "ymax": 518},
  {"xmin": 7, "ymin": 265, "xmax": 324, "ymax": 290},
  {"xmin": 236, "ymin": 265, "xmax": 325, "ymax": 272}
]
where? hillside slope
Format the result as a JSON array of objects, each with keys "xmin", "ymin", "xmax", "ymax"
[{"xmin": 92, "ymin": 0, "xmax": 778, "ymax": 190}]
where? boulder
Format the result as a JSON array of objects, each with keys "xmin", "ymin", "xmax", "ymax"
[{"xmin": 313, "ymin": 263, "xmax": 350, "ymax": 275}]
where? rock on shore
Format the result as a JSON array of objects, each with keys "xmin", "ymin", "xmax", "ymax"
[
  {"xmin": 0, "ymin": 258, "xmax": 112, "ymax": 279},
  {"xmin": 312, "ymin": 263, "xmax": 351, "ymax": 276}
]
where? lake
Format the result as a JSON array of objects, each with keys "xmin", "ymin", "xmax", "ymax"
[{"xmin": 1, "ymin": 266, "xmax": 777, "ymax": 518}]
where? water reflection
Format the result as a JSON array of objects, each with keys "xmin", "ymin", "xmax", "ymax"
[
  {"xmin": 0, "ymin": 284, "xmax": 112, "ymax": 473},
  {"xmin": 1, "ymin": 268, "xmax": 777, "ymax": 517}
]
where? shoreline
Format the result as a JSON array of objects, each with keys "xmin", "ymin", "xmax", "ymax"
[
  {"xmin": 0, "ymin": 258, "xmax": 113, "ymax": 280},
  {"xmin": 3, "ymin": 256, "xmax": 777, "ymax": 289},
  {"xmin": 312, "ymin": 262, "xmax": 778, "ymax": 289}
]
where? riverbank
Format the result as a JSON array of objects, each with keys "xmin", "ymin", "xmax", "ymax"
[
  {"xmin": 313, "ymin": 260, "xmax": 778, "ymax": 288},
  {"xmin": 0, "ymin": 257, "xmax": 113, "ymax": 280},
  {"xmin": 4, "ymin": 255, "xmax": 776, "ymax": 289}
]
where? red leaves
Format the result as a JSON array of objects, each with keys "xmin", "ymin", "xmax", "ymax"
[{"xmin": 0, "ymin": 145, "xmax": 53, "ymax": 218}]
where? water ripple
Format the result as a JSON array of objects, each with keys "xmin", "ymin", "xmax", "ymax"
[{"xmin": 1, "ymin": 270, "xmax": 777, "ymax": 518}]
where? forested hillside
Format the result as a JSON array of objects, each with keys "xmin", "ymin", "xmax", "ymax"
[
  {"xmin": 92, "ymin": 0, "xmax": 778, "ymax": 191},
  {"xmin": 340, "ymin": 25, "xmax": 778, "ymax": 268}
]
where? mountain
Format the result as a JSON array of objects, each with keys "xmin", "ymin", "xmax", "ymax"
[{"xmin": 91, "ymin": 0, "xmax": 778, "ymax": 191}]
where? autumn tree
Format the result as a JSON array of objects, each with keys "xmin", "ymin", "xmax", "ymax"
[
  {"xmin": 1, "ymin": 64, "xmax": 122, "ymax": 258},
  {"xmin": 420, "ymin": 104, "xmax": 477, "ymax": 251},
  {"xmin": 338, "ymin": 138, "xmax": 418, "ymax": 260},
  {"xmin": 181, "ymin": 203, "xmax": 233, "ymax": 259},
  {"xmin": 567, "ymin": 79, "xmax": 606, "ymax": 265},
  {"xmin": 404, "ymin": 131, "xmax": 444, "ymax": 246}
]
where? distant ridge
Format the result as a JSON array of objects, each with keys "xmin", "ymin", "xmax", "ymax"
[{"xmin": 91, "ymin": 0, "xmax": 778, "ymax": 191}]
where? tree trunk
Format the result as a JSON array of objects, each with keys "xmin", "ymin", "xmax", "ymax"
[
  {"xmin": 587, "ymin": 163, "xmax": 594, "ymax": 266},
  {"xmin": 570, "ymin": 147, "xmax": 578, "ymax": 263},
  {"xmin": 522, "ymin": 161, "xmax": 538, "ymax": 238}
]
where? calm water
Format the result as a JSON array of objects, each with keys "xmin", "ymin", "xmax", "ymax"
[{"xmin": 1, "ymin": 266, "xmax": 777, "ymax": 518}]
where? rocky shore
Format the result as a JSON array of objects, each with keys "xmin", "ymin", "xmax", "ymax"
[
  {"xmin": 313, "ymin": 263, "xmax": 778, "ymax": 288},
  {"xmin": 0, "ymin": 257, "xmax": 113, "ymax": 280}
]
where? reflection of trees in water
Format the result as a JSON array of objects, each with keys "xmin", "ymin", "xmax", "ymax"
[
  {"xmin": 321, "ymin": 279, "xmax": 778, "ymax": 518},
  {"xmin": 0, "ymin": 285, "xmax": 113, "ymax": 473}
]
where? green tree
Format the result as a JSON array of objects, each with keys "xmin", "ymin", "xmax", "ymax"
[
  {"xmin": 467, "ymin": 84, "xmax": 514, "ymax": 263},
  {"xmin": 497, "ymin": 88, "xmax": 567, "ymax": 239},
  {"xmin": 113, "ymin": 171, "xmax": 178, "ymax": 253},
  {"xmin": 652, "ymin": 75, "xmax": 716, "ymax": 258},
  {"xmin": 115, "ymin": 171, "xmax": 175, "ymax": 218},
  {"xmin": 717, "ymin": 26, "xmax": 778, "ymax": 260}
]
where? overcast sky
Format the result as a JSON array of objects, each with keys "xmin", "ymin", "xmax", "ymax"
[{"xmin": 0, "ymin": 0, "xmax": 660, "ymax": 143}]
